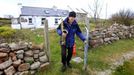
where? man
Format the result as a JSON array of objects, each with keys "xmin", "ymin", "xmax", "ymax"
[{"xmin": 57, "ymin": 11, "xmax": 86, "ymax": 72}]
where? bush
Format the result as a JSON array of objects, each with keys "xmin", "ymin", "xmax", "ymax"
[
  {"xmin": 0, "ymin": 27, "xmax": 16, "ymax": 38},
  {"xmin": 110, "ymin": 9, "xmax": 134, "ymax": 26}
]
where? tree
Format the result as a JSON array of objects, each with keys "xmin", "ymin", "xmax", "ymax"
[{"xmin": 88, "ymin": 0, "xmax": 104, "ymax": 27}]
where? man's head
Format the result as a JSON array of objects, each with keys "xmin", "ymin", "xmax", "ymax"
[{"xmin": 68, "ymin": 11, "xmax": 76, "ymax": 24}]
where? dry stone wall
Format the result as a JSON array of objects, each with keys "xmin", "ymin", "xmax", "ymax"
[
  {"xmin": 0, "ymin": 42, "xmax": 49, "ymax": 75},
  {"xmin": 89, "ymin": 24, "xmax": 134, "ymax": 47}
]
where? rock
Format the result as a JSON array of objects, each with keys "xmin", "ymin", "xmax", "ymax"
[
  {"xmin": 0, "ymin": 58, "xmax": 12, "ymax": 70},
  {"xmin": 18, "ymin": 63, "xmax": 30, "ymax": 72},
  {"xmin": 0, "ymin": 52, "xmax": 8, "ymax": 58},
  {"xmin": 104, "ymin": 38, "xmax": 110, "ymax": 42},
  {"xmin": 111, "ymin": 33, "xmax": 116, "ymax": 37},
  {"xmin": 14, "ymin": 72, "xmax": 21, "ymax": 75},
  {"xmin": 16, "ymin": 50, "xmax": 24, "ymax": 59},
  {"xmin": 18, "ymin": 41, "xmax": 28, "ymax": 50},
  {"xmin": 24, "ymin": 57, "xmax": 34, "ymax": 64},
  {"xmin": 96, "ymin": 38, "xmax": 104, "ymax": 45},
  {"xmin": 39, "ymin": 55, "xmax": 48, "ymax": 63},
  {"xmin": 111, "ymin": 36, "xmax": 120, "ymax": 42},
  {"xmin": 13, "ymin": 59, "xmax": 21, "ymax": 68},
  {"xmin": 9, "ymin": 52, "xmax": 15, "ymax": 57},
  {"xmin": 89, "ymin": 40, "xmax": 97, "ymax": 47},
  {"xmin": 19, "ymin": 71, "xmax": 30, "ymax": 75},
  {"xmin": 9, "ymin": 52, "xmax": 17, "ymax": 61},
  {"xmin": 0, "ymin": 56, "xmax": 8, "ymax": 64},
  {"xmin": 4, "ymin": 66, "xmax": 16, "ymax": 75},
  {"xmin": 12, "ymin": 55, "xmax": 17, "ymax": 61},
  {"xmin": 33, "ymin": 54, "xmax": 39, "ymax": 59},
  {"xmin": 34, "ymin": 59, "xmax": 39, "ymax": 62},
  {"xmin": 33, "ymin": 50, "xmax": 40, "ymax": 54},
  {"xmin": 0, "ymin": 71, "xmax": 3, "ymax": 75},
  {"xmin": 39, "ymin": 52, "xmax": 45, "ymax": 57},
  {"xmin": 0, "ymin": 48, "xmax": 10, "ymax": 53},
  {"xmin": 30, "ymin": 43, "xmax": 44, "ymax": 50},
  {"xmin": 17, "ymin": 54, "xmax": 24, "ymax": 59},
  {"xmin": 30, "ymin": 61, "xmax": 41, "ymax": 70},
  {"xmin": 0, "ymin": 43, "xmax": 9, "ymax": 48},
  {"xmin": 30, "ymin": 70, "xmax": 36, "ymax": 75},
  {"xmin": 25, "ymin": 50, "xmax": 33, "ymax": 57},
  {"xmin": 9, "ymin": 43, "xmax": 27, "ymax": 51},
  {"xmin": 9, "ymin": 43, "xmax": 19, "ymax": 51},
  {"xmin": 39, "ymin": 62, "xmax": 50, "ymax": 70},
  {"xmin": 16, "ymin": 50, "xmax": 24, "ymax": 54}
]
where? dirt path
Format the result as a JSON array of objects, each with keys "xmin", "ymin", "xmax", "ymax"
[{"xmin": 94, "ymin": 51, "xmax": 134, "ymax": 75}]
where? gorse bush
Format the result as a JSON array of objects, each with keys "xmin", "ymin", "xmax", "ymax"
[
  {"xmin": 110, "ymin": 9, "xmax": 134, "ymax": 26},
  {"xmin": 0, "ymin": 27, "xmax": 44, "ymax": 44},
  {"xmin": 0, "ymin": 27, "xmax": 16, "ymax": 38}
]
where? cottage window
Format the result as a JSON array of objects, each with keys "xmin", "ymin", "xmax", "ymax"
[
  {"xmin": 41, "ymin": 18, "xmax": 46, "ymax": 25},
  {"xmin": 55, "ymin": 18, "xmax": 58, "ymax": 25},
  {"xmin": 28, "ymin": 18, "xmax": 32, "ymax": 24},
  {"xmin": 21, "ymin": 18, "xmax": 27, "ymax": 22}
]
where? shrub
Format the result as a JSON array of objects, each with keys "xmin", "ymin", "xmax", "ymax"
[
  {"xmin": 110, "ymin": 9, "xmax": 134, "ymax": 26},
  {"xmin": 0, "ymin": 27, "xmax": 16, "ymax": 38}
]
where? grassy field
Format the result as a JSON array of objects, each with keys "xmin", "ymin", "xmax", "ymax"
[{"xmin": 32, "ymin": 29, "xmax": 134, "ymax": 75}]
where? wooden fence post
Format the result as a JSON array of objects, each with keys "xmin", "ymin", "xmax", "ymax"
[{"xmin": 44, "ymin": 19, "xmax": 50, "ymax": 62}]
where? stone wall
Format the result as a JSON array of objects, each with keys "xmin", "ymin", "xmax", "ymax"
[
  {"xmin": 89, "ymin": 24, "xmax": 134, "ymax": 47},
  {"xmin": 0, "ymin": 42, "xmax": 49, "ymax": 75}
]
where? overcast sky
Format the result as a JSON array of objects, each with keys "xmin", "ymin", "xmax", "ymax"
[{"xmin": 0, "ymin": 0, "xmax": 134, "ymax": 18}]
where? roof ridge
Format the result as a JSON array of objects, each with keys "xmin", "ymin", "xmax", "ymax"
[
  {"xmin": 22, "ymin": 6, "xmax": 68, "ymax": 11},
  {"xmin": 21, "ymin": 6, "xmax": 69, "ymax": 17}
]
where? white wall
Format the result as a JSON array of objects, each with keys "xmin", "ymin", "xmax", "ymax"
[
  {"xmin": 46, "ymin": 17, "xmax": 66, "ymax": 29},
  {"xmin": 20, "ymin": 16, "xmax": 36, "ymax": 28},
  {"xmin": 11, "ymin": 16, "xmax": 67, "ymax": 29},
  {"xmin": 11, "ymin": 18, "xmax": 21, "ymax": 29},
  {"xmin": 11, "ymin": 24, "xmax": 21, "ymax": 29}
]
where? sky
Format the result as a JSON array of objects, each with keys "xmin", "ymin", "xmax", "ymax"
[{"xmin": 0, "ymin": 0, "xmax": 134, "ymax": 18}]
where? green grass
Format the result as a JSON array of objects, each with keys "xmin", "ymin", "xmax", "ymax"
[
  {"xmin": 112, "ymin": 58, "xmax": 134, "ymax": 75},
  {"xmin": 31, "ymin": 29, "xmax": 134, "ymax": 75}
]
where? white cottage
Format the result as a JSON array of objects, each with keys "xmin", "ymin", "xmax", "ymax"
[{"xmin": 11, "ymin": 6, "xmax": 69, "ymax": 29}]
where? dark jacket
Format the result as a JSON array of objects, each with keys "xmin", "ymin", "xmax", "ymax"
[{"xmin": 57, "ymin": 17, "xmax": 86, "ymax": 47}]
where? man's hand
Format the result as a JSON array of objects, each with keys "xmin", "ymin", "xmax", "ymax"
[
  {"xmin": 62, "ymin": 30, "xmax": 68, "ymax": 38},
  {"xmin": 62, "ymin": 32, "xmax": 67, "ymax": 38}
]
